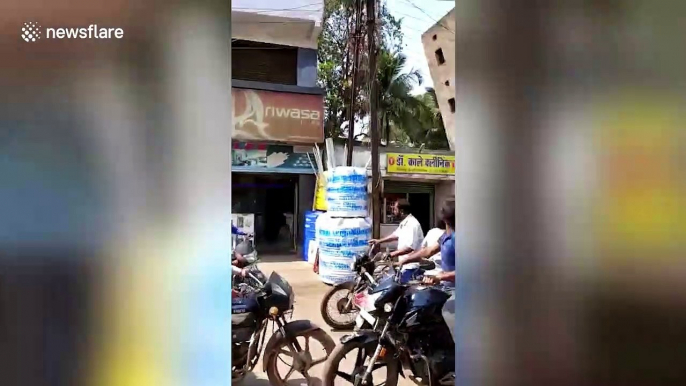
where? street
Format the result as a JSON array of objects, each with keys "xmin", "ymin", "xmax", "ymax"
[{"xmin": 242, "ymin": 255, "xmax": 414, "ymax": 386}]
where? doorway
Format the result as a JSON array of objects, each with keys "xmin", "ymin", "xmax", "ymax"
[
  {"xmin": 408, "ymin": 193, "xmax": 432, "ymax": 234},
  {"xmin": 232, "ymin": 173, "xmax": 298, "ymax": 254}
]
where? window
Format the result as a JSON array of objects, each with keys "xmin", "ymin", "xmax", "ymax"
[
  {"xmin": 448, "ymin": 98, "xmax": 456, "ymax": 113},
  {"xmin": 434, "ymin": 48, "xmax": 446, "ymax": 65}
]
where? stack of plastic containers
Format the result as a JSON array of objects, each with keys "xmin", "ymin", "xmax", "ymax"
[
  {"xmin": 316, "ymin": 167, "xmax": 371, "ymax": 285},
  {"xmin": 302, "ymin": 210, "xmax": 322, "ymax": 263}
]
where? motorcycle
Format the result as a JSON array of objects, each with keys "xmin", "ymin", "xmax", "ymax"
[
  {"xmin": 319, "ymin": 243, "xmax": 432, "ymax": 331},
  {"xmin": 322, "ymin": 263, "xmax": 454, "ymax": 386},
  {"xmin": 232, "ymin": 267, "xmax": 336, "ymax": 385},
  {"xmin": 351, "ymin": 259, "xmax": 435, "ymax": 331},
  {"xmin": 319, "ymin": 245, "xmax": 387, "ymax": 330}
]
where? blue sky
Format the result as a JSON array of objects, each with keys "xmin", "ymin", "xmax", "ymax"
[{"xmin": 385, "ymin": 0, "xmax": 454, "ymax": 94}]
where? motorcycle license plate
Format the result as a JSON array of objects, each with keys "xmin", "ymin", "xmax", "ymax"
[{"xmin": 353, "ymin": 292, "xmax": 380, "ymax": 312}]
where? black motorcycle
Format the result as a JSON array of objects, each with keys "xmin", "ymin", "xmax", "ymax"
[
  {"xmin": 319, "ymin": 245, "xmax": 394, "ymax": 330},
  {"xmin": 232, "ymin": 268, "xmax": 336, "ymax": 385},
  {"xmin": 321, "ymin": 267, "xmax": 454, "ymax": 386}
]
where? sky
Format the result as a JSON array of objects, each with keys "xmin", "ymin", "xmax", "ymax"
[{"xmin": 385, "ymin": 0, "xmax": 454, "ymax": 94}]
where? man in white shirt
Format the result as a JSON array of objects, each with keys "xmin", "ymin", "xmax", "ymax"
[
  {"xmin": 420, "ymin": 221, "xmax": 446, "ymax": 275},
  {"xmin": 368, "ymin": 199, "xmax": 424, "ymax": 260}
]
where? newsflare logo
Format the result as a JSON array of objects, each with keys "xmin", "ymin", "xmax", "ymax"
[
  {"xmin": 21, "ymin": 21, "xmax": 124, "ymax": 43},
  {"xmin": 21, "ymin": 22, "xmax": 41, "ymax": 43}
]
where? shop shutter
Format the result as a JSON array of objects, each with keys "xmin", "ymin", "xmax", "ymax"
[
  {"xmin": 232, "ymin": 42, "xmax": 298, "ymax": 85},
  {"xmin": 384, "ymin": 180, "xmax": 435, "ymax": 194}
]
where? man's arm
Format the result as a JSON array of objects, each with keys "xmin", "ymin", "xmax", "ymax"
[
  {"xmin": 390, "ymin": 246, "xmax": 413, "ymax": 259},
  {"xmin": 232, "ymin": 224, "xmax": 246, "ymax": 236},
  {"xmin": 437, "ymin": 271, "xmax": 455, "ymax": 282},
  {"xmin": 399, "ymin": 243, "xmax": 441, "ymax": 265},
  {"xmin": 369, "ymin": 232, "xmax": 399, "ymax": 245}
]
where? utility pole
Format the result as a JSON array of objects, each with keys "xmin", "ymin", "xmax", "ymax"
[
  {"xmin": 346, "ymin": 0, "xmax": 362, "ymax": 166},
  {"xmin": 367, "ymin": 0, "xmax": 380, "ymax": 238}
]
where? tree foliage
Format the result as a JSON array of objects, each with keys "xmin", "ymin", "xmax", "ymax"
[
  {"xmin": 318, "ymin": 0, "xmax": 449, "ymax": 150},
  {"xmin": 318, "ymin": 0, "xmax": 403, "ymax": 139}
]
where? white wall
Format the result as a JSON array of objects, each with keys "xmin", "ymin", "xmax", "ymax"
[
  {"xmin": 232, "ymin": 0, "xmax": 324, "ymax": 49},
  {"xmin": 422, "ymin": 10, "xmax": 456, "ymax": 150}
]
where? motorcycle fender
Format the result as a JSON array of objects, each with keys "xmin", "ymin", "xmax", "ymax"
[
  {"xmin": 262, "ymin": 320, "xmax": 335, "ymax": 372},
  {"xmin": 332, "ymin": 279, "xmax": 357, "ymax": 291},
  {"xmin": 340, "ymin": 332, "xmax": 406, "ymax": 379}
]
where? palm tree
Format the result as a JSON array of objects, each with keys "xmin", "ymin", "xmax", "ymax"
[
  {"xmin": 374, "ymin": 49, "xmax": 423, "ymax": 146},
  {"xmin": 414, "ymin": 88, "xmax": 450, "ymax": 149}
]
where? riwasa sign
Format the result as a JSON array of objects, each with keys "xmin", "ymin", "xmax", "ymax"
[
  {"xmin": 386, "ymin": 153, "xmax": 455, "ymax": 175},
  {"xmin": 232, "ymin": 88, "xmax": 324, "ymax": 143}
]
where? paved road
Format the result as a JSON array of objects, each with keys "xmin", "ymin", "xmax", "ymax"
[{"xmin": 240, "ymin": 257, "xmax": 414, "ymax": 386}]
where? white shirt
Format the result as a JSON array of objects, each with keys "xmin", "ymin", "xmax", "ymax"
[
  {"xmin": 422, "ymin": 228, "xmax": 445, "ymax": 274},
  {"xmin": 400, "ymin": 225, "xmax": 440, "ymax": 273},
  {"xmin": 393, "ymin": 214, "xmax": 424, "ymax": 252}
]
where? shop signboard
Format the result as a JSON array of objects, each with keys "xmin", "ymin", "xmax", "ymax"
[
  {"xmin": 232, "ymin": 142, "xmax": 315, "ymax": 174},
  {"xmin": 386, "ymin": 153, "xmax": 455, "ymax": 175},
  {"xmin": 232, "ymin": 87, "xmax": 324, "ymax": 143}
]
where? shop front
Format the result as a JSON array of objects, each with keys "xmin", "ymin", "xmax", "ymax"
[
  {"xmin": 231, "ymin": 84, "xmax": 324, "ymax": 255},
  {"xmin": 379, "ymin": 152, "xmax": 455, "ymax": 249}
]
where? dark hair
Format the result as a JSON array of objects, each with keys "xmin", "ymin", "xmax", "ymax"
[
  {"xmin": 440, "ymin": 200, "xmax": 455, "ymax": 229},
  {"xmin": 395, "ymin": 199, "xmax": 411, "ymax": 214}
]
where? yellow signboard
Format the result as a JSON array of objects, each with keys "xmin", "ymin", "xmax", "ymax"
[{"xmin": 386, "ymin": 153, "xmax": 455, "ymax": 175}]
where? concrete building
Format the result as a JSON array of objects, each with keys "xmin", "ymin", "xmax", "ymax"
[
  {"xmin": 331, "ymin": 143, "xmax": 455, "ymax": 249},
  {"xmin": 421, "ymin": 9, "xmax": 456, "ymax": 150},
  {"xmin": 231, "ymin": 1, "xmax": 325, "ymax": 254}
]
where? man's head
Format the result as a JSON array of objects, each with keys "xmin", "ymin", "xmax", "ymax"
[
  {"xmin": 440, "ymin": 200, "xmax": 455, "ymax": 231},
  {"xmin": 393, "ymin": 199, "xmax": 412, "ymax": 220}
]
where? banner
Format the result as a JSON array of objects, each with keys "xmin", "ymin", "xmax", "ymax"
[
  {"xmin": 386, "ymin": 153, "xmax": 455, "ymax": 175},
  {"xmin": 232, "ymin": 88, "xmax": 324, "ymax": 143},
  {"xmin": 232, "ymin": 142, "xmax": 315, "ymax": 173}
]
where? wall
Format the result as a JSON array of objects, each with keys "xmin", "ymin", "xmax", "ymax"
[
  {"xmin": 232, "ymin": 0, "xmax": 324, "ymax": 49},
  {"xmin": 422, "ymin": 9, "xmax": 456, "ymax": 150}
]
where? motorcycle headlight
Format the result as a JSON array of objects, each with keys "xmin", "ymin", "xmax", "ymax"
[{"xmin": 383, "ymin": 302, "xmax": 393, "ymax": 313}]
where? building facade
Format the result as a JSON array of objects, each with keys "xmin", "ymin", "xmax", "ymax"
[
  {"xmin": 332, "ymin": 144, "xmax": 455, "ymax": 249},
  {"xmin": 421, "ymin": 9, "xmax": 456, "ymax": 150},
  {"xmin": 231, "ymin": 1, "xmax": 324, "ymax": 254}
]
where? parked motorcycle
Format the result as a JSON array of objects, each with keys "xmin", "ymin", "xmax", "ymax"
[
  {"xmin": 232, "ymin": 267, "xmax": 336, "ymax": 385},
  {"xmin": 322, "ymin": 263, "xmax": 454, "ymax": 386}
]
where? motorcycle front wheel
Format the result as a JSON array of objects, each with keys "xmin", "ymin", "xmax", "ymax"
[
  {"xmin": 322, "ymin": 339, "xmax": 400, "ymax": 386},
  {"xmin": 320, "ymin": 281, "xmax": 361, "ymax": 330},
  {"xmin": 265, "ymin": 328, "xmax": 334, "ymax": 386}
]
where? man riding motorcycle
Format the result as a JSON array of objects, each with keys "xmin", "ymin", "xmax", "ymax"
[
  {"xmin": 368, "ymin": 198, "xmax": 424, "ymax": 261},
  {"xmin": 232, "ymin": 222, "xmax": 252, "ymax": 268},
  {"xmin": 397, "ymin": 200, "xmax": 456, "ymax": 341}
]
